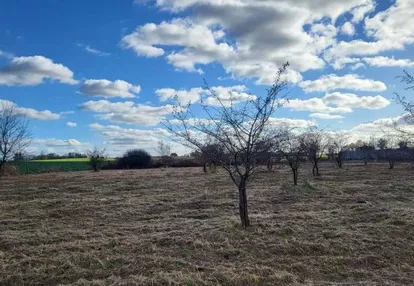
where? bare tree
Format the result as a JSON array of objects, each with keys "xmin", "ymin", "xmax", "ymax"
[
  {"xmin": 88, "ymin": 147, "xmax": 106, "ymax": 172},
  {"xmin": 157, "ymin": 140, "xmax": 172, "ymax": 167},
  {"xmin": 328, "ymin": 131, "xmax": 349, "ymax": 168},
  {"xmin": 298, "ymin": 126, "xmax": 327, "ymax": 176},
  {"xmin": 393, "ymin": 71, "xmax": 414, "ymax": 136},
  {"xmin": 281, "ymin": 130, "xmax": 302, "ymax": 185},
  {"xmin": 377, "ymin": 138, "xmax": 388, "ymax": 150},
  {"xmin": 0, "ymin": 102, "xmax": 30, "ymax": 172},
  {"xmin": 165, "ymin": 63, "xmax": 290, "ymax": 227},
  {"xmin": 357, "ymin": 142, "xmax": 375, "ymax": 166}
]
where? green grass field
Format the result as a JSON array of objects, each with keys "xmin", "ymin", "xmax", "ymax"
[{"xmin": 16, "ymin": 158, "xmax": 115, "ymax": 174}]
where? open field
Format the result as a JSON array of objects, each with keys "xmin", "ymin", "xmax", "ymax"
[
  {"xmin": 1, "ymin": 163, "xmax": 414, "ymax": 285},
  {"xmin": 15, "ymin": 158, "xmax": 115, "ymax": 174}
]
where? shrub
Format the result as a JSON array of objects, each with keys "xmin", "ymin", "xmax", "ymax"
[
  {"xmin": 87, "ymin": 148, "xmax": 106, "ymax": 172},
  {"xmin": 118, "ymin": 149, "xmax": 152, "ymax": 169}
]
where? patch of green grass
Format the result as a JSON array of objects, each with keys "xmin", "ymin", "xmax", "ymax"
[{"xmin": 30, "ymin": 158, "xmax": 115, "ymax": 163}]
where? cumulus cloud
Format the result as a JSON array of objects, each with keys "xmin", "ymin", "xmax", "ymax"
[
  {"xmin": 0, "ymin": 100, "xmax": 60, "ymax": 120},
  {"xmin": 363, "ymin": 56, "xmax": 414, "ymax": 68},
  {"xmin": 80, "ymin": 100, "xmax": 174, "ymax": 125},
  {"xmin": 28, "ymin": 138, "xmax": 91, "ymax": 155},
  {"xmin": 0, "ymin": 55, "xmax": 78, "ymax": 86},
  {"xmin": 125, "ymin": 0, "xmax": 375, "ymax": 84},
  {"xmin": 325, "ymin": 0, "xmax": 414, "ymax": 68},
  {"xmin": 89, "ymin": 123, "xmax": 185, "ymax": 155},
  {"xmin": 79, "ymin": 79, "xmax": 141, "ymax": 98},
  {"xmin": 283, "ymin": 98, "xmax": 353, "ymax": 114},
  {"xmin": 66, "ymin": 121, "xmax": 77, "ymax": 127},
  {"xmin": 299, "ymin": 74, "xmax": 387, "ymax": 93},
  {"xmin": 309, "ymin": 113, "xmax": 345, "ymax": 120},
  {"xmin": 323, "ymin": 92, "xmax": 390, "ymax": 109},
  {"xmin": 156, "ymin": 85, "xmax": 255, "ymax": 106},
  {"xmin": 340, "ymin": 22, "xmax": 355, "ymax": 36},
  {"xmin": 156, "ymin": 87, "xmax": 203, "ymax": 103},
  {"xmin": 267, "ymin": 117, "xmax": 315, "ymax": 128},
  {"xmin": 283, "ymin": 92, "xmax": 389, "ymax": 115}
]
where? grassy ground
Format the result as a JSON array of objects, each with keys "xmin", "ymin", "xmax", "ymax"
[{"xmin": 1, "ymin": 163, "xmax": 414, "ymax": 285}]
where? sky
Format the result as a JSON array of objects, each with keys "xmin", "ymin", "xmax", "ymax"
[{"xmin": 0, "ymin": 0, "xmax": 413, "ymax": 156}]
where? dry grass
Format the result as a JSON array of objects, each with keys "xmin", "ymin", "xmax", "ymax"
[{"xmin": 1, "ymin": 163, "xmax": 414, "ymax": 285}]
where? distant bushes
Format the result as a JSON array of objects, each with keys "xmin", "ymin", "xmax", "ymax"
[{"xmin": 117, "ymin": 149, "xmax": 152, "ymax": 169}]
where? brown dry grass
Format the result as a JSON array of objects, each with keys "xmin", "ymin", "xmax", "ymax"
[{"xmin": 1, "ymin": 163, "xmax": 414, "ymax": 285}]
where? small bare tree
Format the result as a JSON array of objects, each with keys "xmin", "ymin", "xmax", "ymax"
[
  {"xmin": 0, "ymin": 102, "xmax": 30, "ymax": 173},
  {"xmin": 298, "ymin": 126, "xmax": 327, "ymax": 176},
  {"xmin": 157, "ymin": 140, "xmax": 172, "ymax": 167},
  {"xmin": 166, "ymin": 64, "xmax": 290, "ymax": 227},
  {"xmin": 280, "ymin": 130, "xmax": 302, "ymax": 185},
  {"xmin": 88, "ymin": 147, "xmax": 106, "ymax": 172},
  {"xmin": 328, "ymin": 131, "xmax": 349, "ymax": 168}
]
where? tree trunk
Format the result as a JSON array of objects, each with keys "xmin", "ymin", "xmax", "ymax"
[
  {"xmin": 238, "ymin": 181, "xmax": 250, "ymax": 227},
  {"xmin": 389, "ymin": 159, "xmax": 394, "ymax": 169},
  {"xmin": 203, "ymin": 163, "xmax": 207, "ymax": 173},
  {"xmin": 292, "ymin": 169, "xmax": 298, "ymax": 185},
  {"xmin": 312, "ymin": 163, "xmax": 319, "ymax": 176},
  {"xmin": 364, "ymin": 157, "xmax": 367, "ymax": 166},
  {"xmin": 267, "ymin": 159, "xmax": 273, "ymax": 170}
]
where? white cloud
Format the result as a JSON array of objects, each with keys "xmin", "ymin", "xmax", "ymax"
[
  {"xmin": 351, "ymin": 0, "xmax": 375, "ymax": 23},
  {"xmin": 326, "ymin": 0, "xmax": 414, "ymax": 68},
  {"xmin": 363, "ymin": 56, "xmax": 414, "ymax": 68},
  {"xmin": 77, "ymin": 43, "xmax": 111, "ymax": 56},
  {"xmin": 309, "ymin": 113, "xmax": 345, "ymax": 120},
  {"xmin": 79, "ymin": 79, "xmax": 141, "ymax": 98},
  {"xmin": 323, "ymin": 92, "xmax": 390, "ymax": 109},
  {"xmin": 299, "ymin": 74, "xmax": 387, "ymax": 93},
  {"xmin": 0, "ymin": 100, "xmax": 60, "ymax": 120},
  {"xmin": 267, "ymin": 117, "xmax": 315, "ymax": 128},
  {"xmin": 0, "ymin": 50, "xmax": 13, "ymax": 59},
  {"xmin": 28, "ymin": 138, "xmax": 91, "ymax": 155},
  {"xmin": 156, "ymin": 85, "xmax": 256, "ymax": 106},
  {"xmin": 283, "ymin": 98, "xmax": 353, "ymax": 114},
  {"xmin": 89, "ymin": 123, "xmax": 185, "ymax": 156},
  {"xmin": 340, "ymin": 22, "xmax": 355, "ymax": 36},
  {"xmin": 0, "ymin": 55, "xmax": 78, "ymax": 86},
  {"xmin": 80, "ymin": 100, "xmax": 174, "ymax": 125},
  {"xmin": 156, "ymin": 87, "xmax": 203, "ymax": 103},
  {"xmin": 66, "ymin": 121, "xmax": 77, "ymax": 127},
  {"xmin": 125, "ymin": 1, "xmax": 375, "ymax": 84},
  {"xmin": 283, "ymin": 92, "xmax": 389, "ymax": 115}
]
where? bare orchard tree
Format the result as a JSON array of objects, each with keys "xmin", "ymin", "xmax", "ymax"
[
  {"xmin": 165, "ymin": 64, "xmax": 290, "ymax": 227},
  {"xmin": 392, "ymin": 71, "xmax": 414, "ymax": 136},
  {"xmin": 298, "ymin": 126, "xmax": 328, "ymax": 176},
  {"xmin": 0, "ymin": 102, "xmax": 30, "ymax": 172},
  {"xmin": 87, "ymin": 147, "xmax": 106, "ymax": 172},
  {"xmin": 157, "ymin": 140, "xmax": 172, "ymax": 167},
  {"xmin": 328, "ymin": 131, "xmax": 349, "ymax": 168},
  {"xmin": 280, "ymin": 130, "xmax": 302, "ymax": 185}
]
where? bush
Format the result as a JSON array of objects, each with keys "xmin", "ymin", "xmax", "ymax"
[
  {"xmin": 118, "ymin": 149, "xmax": 152, "ymax": 169},
  {"xmin": 87, "ymin": 148, "xmax": 106, "ymax": 172}
]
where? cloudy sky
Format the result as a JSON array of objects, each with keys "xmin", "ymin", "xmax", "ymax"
[{"xmin": 0, "ymin": 0, "xmax": 413, "ymax": 156}]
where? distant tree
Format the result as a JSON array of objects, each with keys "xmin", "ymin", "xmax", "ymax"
[
  {"xmin": 328, "ymin": 131, "xmax": 349, "ymax": 168},
  {"xmin": 157, "ymin": 140, "xmax": 172, "ymax": 167},
  {"xmin": 170, "ymin": 153, "xmax": 178, "ymax": 157},
  {"xmin": 88, "ymin": 147, "xmax": 106, "ymax": 172},
  {"xmin": 298, "ymin": 126, "xmax": 328, "ymax": 176},
  {"xmin": 0, "ymin": 102, "xmax": 31, "ymax": 172},
  {"xmin": 119, "ymin": 149, "xmax": 152, "ymax": 169},
  {"xmin": 166, "ymin": 64, "xmax": 290, "ymax": 227},
  {"xmin": 398, "ymin": 139, "xmax": 409, "ymax": 149},
  {"xmin": 13, "ymin": 152, "xmax": 25, "ymax": 161},
  {"xmin": 377, "ymin": 138, "xmax": 388, "ymax": 150},
  {"xmin": 357, "ymin": 142, "xmax": 375, "ymax": 165},
  {"xmin": 281, "ymin": 131, "xmax": 302, "ymax": 185}
]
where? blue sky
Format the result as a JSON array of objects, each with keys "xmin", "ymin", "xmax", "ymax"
[{"xmin": 0, "ymin": 0, "xmax": 413, "ymax": 155}]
